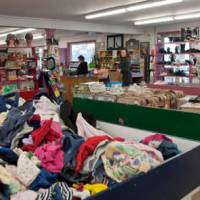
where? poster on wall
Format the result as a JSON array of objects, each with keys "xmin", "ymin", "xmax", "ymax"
[{"xmin": 140, "ymin": 42, "xmax": 150, "ymax": 58}]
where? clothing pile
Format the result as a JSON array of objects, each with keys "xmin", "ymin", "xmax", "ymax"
[
  {"xmin": 0, "ymin": 92, "xmax": 181, "ymax": 200},
  {"xmin": 73, "ymin": 83, "xmax": 185, "ymax": 109}
]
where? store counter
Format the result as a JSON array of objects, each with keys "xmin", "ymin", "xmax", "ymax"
[
  {"xmin": 73, "ymin": 97, "xmax": 200, "ymax": 141},
  {"xmin": 60, "ymin": 75, "xmax": 98, "ymax": 102}
]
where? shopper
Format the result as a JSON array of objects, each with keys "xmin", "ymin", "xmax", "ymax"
[
  {"xmin": 77, "ymin": 55, "xmax": 88, "ymax": 75},
  {"xmin": 119, "ymin": 49, "xmax": 132, "ymax": 87}
]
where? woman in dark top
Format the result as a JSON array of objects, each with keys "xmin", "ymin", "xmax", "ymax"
[
  {"xmin": 119, "ymin": 49, "xmax": 132, "ymax": 87},
  {"xmin": 77, "ymin": 55, "xmax": 88, "ymax": 75}
]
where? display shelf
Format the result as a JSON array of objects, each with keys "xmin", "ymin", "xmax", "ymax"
[
  {"xmin": 157, "ymin": 40, "xmax": 200, "ymax": 45},
  {"xmin": 0, "ymin": 46, "xmax": 38, "ymax": 99},
  {"xmin": 156, "ymin": 53, "xmax": 200, "ymax": 56},
  {"xmin": 156, "ymin": 64, "xmax": 193, "ymax": 67},
  {"xmin": 154, "ymin": 31, "xmax": 200, "ymax": 85}
]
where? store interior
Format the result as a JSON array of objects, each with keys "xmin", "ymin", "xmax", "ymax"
[{"xmin": 1, "ymin": 0, "xmax": 200, "ymax": 200}]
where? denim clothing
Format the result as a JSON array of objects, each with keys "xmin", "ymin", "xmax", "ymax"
[
  {"xmin": 62, "ymin": 132, "xmax": 84, "ymax": 167},
  {"xmin": 0, "ymin": 92, "xmax": 19, "ymax": 113},
  {"xmin": 0, "ymin": 106, "xmax": 33, "ymax": 147},
  {"xmin": 92, "ymin": 159, "xmax": 116, "ymax": 187},
  {"xmin": 29, "ymin": 169, "xmax": 58, "ymax": 191},
  {"xmin": 0, "ymin": 147, "xmax": 18, "ymax": 165}
]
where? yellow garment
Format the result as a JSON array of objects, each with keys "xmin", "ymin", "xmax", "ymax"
[
  {"xmin": 0, "ymin": 165, "xmax": 12, "ymax": 184},
  {"xmin": 84, "ymin": 184, "xmax": 108, "ymax": 195}
]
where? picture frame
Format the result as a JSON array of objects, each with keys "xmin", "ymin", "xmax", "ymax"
[
  {"xmin": 107, "ymin": 36, "xmax": 115, "ymax": 50},
  {"xmin": 140, "ymin": 42, "xmax": 150, "ymax": 58},
  {"xmin": 107, "ymin": 34, "xmax": 124, "ymax": 50}
]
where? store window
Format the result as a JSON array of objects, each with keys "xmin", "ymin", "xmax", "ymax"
[{"xmin": 70, "ymin": 41, "xmax": 95, "ymax": 63}]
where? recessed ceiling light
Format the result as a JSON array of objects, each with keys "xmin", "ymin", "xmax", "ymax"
[
  {"xmin": 85, "ymin": 8, "xmax": 126, "ymax": 19},
  {"xmin": 134, "ymin": 17, "xmax": 174, "ymax": 25}
]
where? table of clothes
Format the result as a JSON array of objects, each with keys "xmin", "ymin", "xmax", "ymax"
[
  {"xmin": 0, "ymin": 91, "xmax": 181, "ymax": 200},
  {"xmin": 73, "ymin": 82, "xmax": 185, "ymax": 109}
]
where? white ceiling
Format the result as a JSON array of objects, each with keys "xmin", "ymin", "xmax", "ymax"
[{"xmin": 0, "ymin": 0, "xmax": 199, "ymax": 27}]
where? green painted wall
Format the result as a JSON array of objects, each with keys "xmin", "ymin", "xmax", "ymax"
[{"xmin": 73, "ymin": 98, "xmax": 200, "ymax": 141}]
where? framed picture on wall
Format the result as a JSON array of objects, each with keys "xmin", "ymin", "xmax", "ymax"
[
  {"xmin": 107, "ymin": 34, "xmax": 124, "ymax": 50},
  {"xmin": 140, "ymin": 42, "xmax": 150, "ymax": 58},
  {"xmin": 114, "ymin": 35, "xmax": 124, "ymax": 49},
  {"xmin": 107, "ymin": 36, "xmax": 115, "ymax": 50}
]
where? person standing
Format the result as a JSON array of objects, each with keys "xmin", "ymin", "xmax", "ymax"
[
  {"xmin": 77, "ymin": 55, "xmax": 88, "ymax": 75},
  {"xmin": 119, "ymin": 49, "xmax": 132, "ymax": 87}
]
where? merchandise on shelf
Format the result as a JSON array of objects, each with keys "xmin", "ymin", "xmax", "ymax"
[
  {"xmin": 73, "ymin": 82, "xmax": 185, "ymax": 109},
  {"xmin": 0, "ymin": 46, "xmax": 38, "ymax": 95},
  {"xmin": 154, "ymin": 30, "xmax": 200, "ymax": 85}
]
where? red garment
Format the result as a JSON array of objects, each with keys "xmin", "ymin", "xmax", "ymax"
[
  {"xmin": 75, "ymin": 135, "xmax": 124, "ymax": 174},
  {"xmin": 22, "ymin": 120, "xmax": 62, "ymax": 152},
  {"xmin": 142, "ymin": 134, "xmax": 172, "ymax": 145},
  {"xmin": 30, "ymin": 114, "xmax": 41, "ymax": 122}
]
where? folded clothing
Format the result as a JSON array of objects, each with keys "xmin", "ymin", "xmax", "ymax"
[
  {"xmin": 36, "ymin": 182, "xmax": 72, "ymax": 200},
  {"xmin": 102, "ymin": 141, "xmax": 161, "ymax": 183},
  {"xmin": 35, "ymin": 143, "xmax": 64, "ymax": 173}
]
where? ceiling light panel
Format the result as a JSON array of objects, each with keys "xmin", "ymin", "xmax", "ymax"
[
  {"xmin": 134, "ymin": 17, "xmax": 174, "ymax": 25},
  {"xmin": 85, "ymin": 8, "xmax": 126, "ymax": 19},
  {"xmin": 85, "ymin": 0, "xmax": 184, "ymax": 19},
  {"xmin": 127, "ymin": 0, "xmax": 183, "ymax": 11},
  {"xmin": 174, "ymin": 13, "xmax": 200, "ymax": 20}
]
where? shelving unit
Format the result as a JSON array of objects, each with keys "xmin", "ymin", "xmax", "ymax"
[
  {"xmin": 154, "ymin": 31, "xmax": 200, "ymax": 85},
  {"xmin": 98, "ymin": 49, "xmax": 143, "ymax": 80},
  {"xmin": 0, "ymin": 47, "xmax": 39, "ymax": 98}
]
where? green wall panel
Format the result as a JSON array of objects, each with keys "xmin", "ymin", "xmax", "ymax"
[{"xmin": 73, "ymin": 98, "xmax": 200, "ymax": 141}]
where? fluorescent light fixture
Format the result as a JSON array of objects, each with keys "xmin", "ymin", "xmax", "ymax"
[
  {"xmin": 85, "ymin": 8, "xmax": 126, "ymax": 19},
  {"xmin": 127, "ymin": 0, "xmax": 183, "ymax": 11},
  {"xmin": 11, "ymin": 28, "xmax": 36, "ymax": 35},
  {"xmin": 0, "ymin": 28, "xmax": 36, "ymax": 38},
  {"xmin": 174, "ymin": 13, "xmax": 200, "ymax": 20},
  {"xmin": 85, "ymin": 0, "xmax": 183, "ymax": 19},
  {"xmin": 0, "ymin": 41, "xmax": 6, "ymax": 45},
  {"xmin": 134, "ymin": 17, "xmax": 174, "ymax": 25},
  {"xmin": 34, "ymin": 35, "xmax": 44, "ymax": 40}
]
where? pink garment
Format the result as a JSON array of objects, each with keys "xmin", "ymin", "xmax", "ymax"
[
  {"xmin": 76, "ymin": 113, "xmax": 108, "ymax": 139},
  {"xmin": 141, "ymin": 134, "xmax": 172, "ymax": 145},
  {"xmin": 126, "ymin": 141, "xmax": 164, "ymax": 162},
  {"xmin": 34, "ymin": 143, "xmax": 64, "ymax": 173}
]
